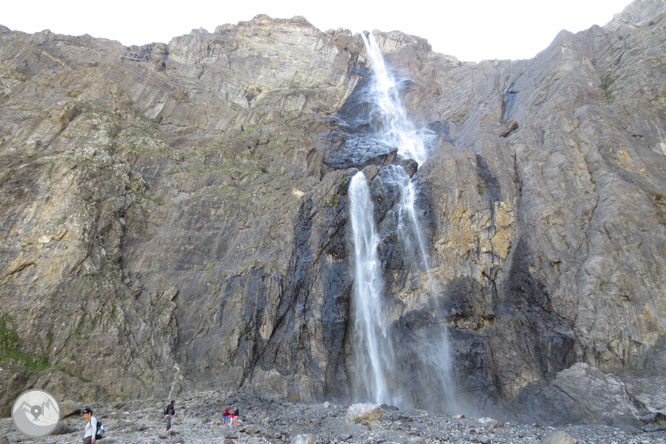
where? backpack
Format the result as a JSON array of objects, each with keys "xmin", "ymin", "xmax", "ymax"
[
  {"xmin": 94, "ymin": 418, "xmax": 105, "ymax": 440},
  {"xmin": 164, "ymin": 404, "xmax": 174, "ymax": 416}
]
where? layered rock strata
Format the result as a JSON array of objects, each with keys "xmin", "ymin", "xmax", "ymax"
[{"xmin": 0, "ymin": 0, "xmax": 664, "ymax": 424}]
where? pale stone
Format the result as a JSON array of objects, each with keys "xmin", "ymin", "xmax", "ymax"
[
  {"xmin": 292, "ymin": 434, "xmax": 316, "ymax": 444},
  {"xmin": 541, "ymin": 430, "xmax": 578, "ymax": 444},
  {"xmin": 346, "ymin": 403, "xmax": 383, "ymax": 423}
]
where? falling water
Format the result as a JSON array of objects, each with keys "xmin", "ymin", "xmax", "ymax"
[
  {"xmin": 349, "ymin": 172, "xmax": 396, "ymax": 405},
  {"xmin": 362, "ymin": 32, "xmax": 428, "ymax": 166},
  {"xmin": 349, "ymin": 32, "xmax": 456, "ymax": 411}
]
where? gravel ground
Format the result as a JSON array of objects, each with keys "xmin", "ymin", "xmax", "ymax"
[{"xmin": 1, "ymin": 390, "xmax": 665, "ymax": 444}]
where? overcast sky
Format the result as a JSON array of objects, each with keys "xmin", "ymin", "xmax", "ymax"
[{"xmin": 3, "ymin": 0, "xmax": 632, "ymax": 62}]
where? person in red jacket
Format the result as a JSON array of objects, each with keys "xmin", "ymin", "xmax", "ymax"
[{"xmin": 222, "ymin": 406, "xmax": 231, "ymax": 426}]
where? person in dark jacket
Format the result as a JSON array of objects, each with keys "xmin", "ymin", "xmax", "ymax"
[
  {"xmin": 164, "ymin": 400, "xmax": 176, "ymax": 432},
  {"xmin": 232, "ymin": 406, "xmax": 240, "ymax": 426}
]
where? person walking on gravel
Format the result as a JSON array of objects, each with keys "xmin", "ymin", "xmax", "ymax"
[
  {"xmin": 164, "ymin": 400, "xmax": 176, "ymax": 433},
  {"xmin": 81, "ymin": 407, "xmax": 98, "ymax": 444}
]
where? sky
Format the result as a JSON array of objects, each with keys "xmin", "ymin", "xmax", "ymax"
[{"xmin": 3, "ymin": 0, "xmax": 633, "ymax": 62}]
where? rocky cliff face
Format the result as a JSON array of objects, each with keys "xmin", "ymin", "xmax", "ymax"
[{"xmin": 1, "ymin": 0, "xmax": 664, "ymax": 425}]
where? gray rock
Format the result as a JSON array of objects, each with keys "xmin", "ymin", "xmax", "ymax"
[
  {"xmin": 516, "ymin": 363, "xmax": 647, "ymax": 425},
  {"xmin": 346, "ymin": 403, "xmax": 383, "ymax": 423},
  {"xmin": 58, "ymin": 400, "xmax": 82, "ymax": 419},
  {"xmin": 51, "ymin": 422, "xmax": 77, "ymax": 435},
  {"xmin": 0, "ymin": 0, "xmax": 663, "ymax": 428},
  {"xmin": 292, "ymin": 434, "xmax": 317, "ymax": 444},
  {"xmin": 639, "ymin": 411, "xmax": 666, "ymax": 424},
  {"xmin": 489, "ymin": 119, "xmax": 518, "ymax": 137},
  {"xmin": 239, "ymin": 424, "xmax": 261, "ymax": 435},
  {"xmin": 541, "ymin": 430, "xmax": 578, "ymax": 444}
]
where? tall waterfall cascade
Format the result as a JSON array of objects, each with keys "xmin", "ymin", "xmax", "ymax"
[{"xmin": 349, "ymin": 32, "xmax": 457, "ymax": 412}]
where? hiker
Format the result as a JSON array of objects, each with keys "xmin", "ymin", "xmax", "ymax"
[
  {"xmin": 164, "ymin": 400, "xmax": 176, "ymax": 433},
  {"xmin": 232, "ymin": 406, "xmax": 240, "ymax": 426},
  {"xmin": 81, "ymin": 407, "xmax": 98, "ymax": 444},
  {"xmin": 222, "ymin": 406, "xmax": 231, "ymax": 426}
]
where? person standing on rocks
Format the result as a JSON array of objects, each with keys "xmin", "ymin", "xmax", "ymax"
[
  {"xmin": 81, "ymin": 407, "xmax": 98, "ymax": 444},
  {"xmin": 222, "ymin": 406, "xmax": 231, "ymax": 426},
  {"xmin": 164, "ymin": 400, "xmax": 176, "ymax": 433},
  {"xmin": 232, "ymin": 406, "xmax": 239, "ymax": 426}
]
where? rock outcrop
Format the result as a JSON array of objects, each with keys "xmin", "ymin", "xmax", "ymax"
[{"xmin": 0, "ymin": 1, "xmax": 664, "ymax": 425}]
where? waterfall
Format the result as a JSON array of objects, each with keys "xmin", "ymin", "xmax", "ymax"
[
  {"xmin": 349, "ymin": 172, "xmax": 396, "ymax": 405},
  {"xmin": 362, "ymin": 33, "xmax": 428, "ymax": 166},
  {"xmin": 349, "ymin": 32, "xmax": 456, "ymax": 411}
]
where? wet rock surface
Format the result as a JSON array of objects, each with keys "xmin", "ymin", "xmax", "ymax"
[{"xmin": 1, "ymin": 391, "xmax": 665, "ymax": 443}]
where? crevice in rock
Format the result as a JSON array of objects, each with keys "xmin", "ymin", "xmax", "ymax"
[
  {"xmin": 500, "ymin": 83, "xmax": 518, "ymax": 123},
  {"xmin": 475, "ymin": 153, "xmax": 501, "ymax": 215}
]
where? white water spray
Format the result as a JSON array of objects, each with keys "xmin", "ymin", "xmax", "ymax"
[
  {"xmin": 349, "ymin": 172, "xmax": 396, "ymax": 405},
  {"xmin": 349, "ymin": 32, "xmax": 456, "ymax": 411},
  {"xmin": 362, "ymin": 33, "xmax": 428, "ymax": 166}
]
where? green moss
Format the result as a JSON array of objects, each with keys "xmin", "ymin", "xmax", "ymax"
[
  {"xmin": 0, "ymin": 316, "xmax": 21, "ymax": 353},
  {"xmin": 601, "ymin": 73, "xmax": 615, "ymax": 104},
  {"xmin": 133, "ymin": 191, "xmax": 164, "ymax": 206},
  {"xmin": 72, "ymin": 327, "xmax": 88, "ymax": 341},
  {"xmin": 0, "ymin": 315, "xmax": 50, "ymax": 371},
  {"xmin": 55, "ymin": 366, "xmax": 92, "ymax": 383},
  {"xmin": 327, "ymin": 195, "xmax": 340, "ymax": 206}
]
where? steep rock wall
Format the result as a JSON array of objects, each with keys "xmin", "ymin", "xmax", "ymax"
[{"xmin": 0, "ymin": 1, "xmax": 664, "ymax": 424}]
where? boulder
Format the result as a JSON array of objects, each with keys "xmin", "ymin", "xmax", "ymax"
[
  {"xmin": 58, "ymin": 399, "xmax": 82, "ymax": 418},
  {"xmin": 396, "ymin": 158, "xmax": 418, "ymax": 177},
  {"xmin": 541, "ymin": 430, "xmax": 578, "ymax": 444},
  {"xmin": 240, "ymin": 424, "xmax": 261, "ymax": 435},
  {"xmin": 489, "ymin": 120, "xmax": 518, "ymax": 137},
  {"xmin": 640, "ymin": 412, "xmax": 666, "ymax": 424},
  {"xmin": 551, "ymin": 363, "xmax": 646, "ymax": 424},
  {"xmin": 346, "ymin": 403, "xmax": 383, "ymax": 423},
  {"xmin": 477, "ymin": 417, "xmax": 501, "ymax": 429},
  {"xmin": 292, "ymin": 434, "xmax": 317, "ymax": 444}
]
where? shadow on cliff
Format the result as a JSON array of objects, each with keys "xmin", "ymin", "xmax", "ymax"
[
  {"xmin": 217, "ymin": 189, "xmax": 352, "ymax": 400},
  {"xmin": 437, "ymin": 237, "xmax": 580, "ymax": 423}
]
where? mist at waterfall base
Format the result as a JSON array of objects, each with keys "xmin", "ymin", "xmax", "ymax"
[{"xmin": 347, "ymin": 33, "xmax": 457, "ymax": 414}]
